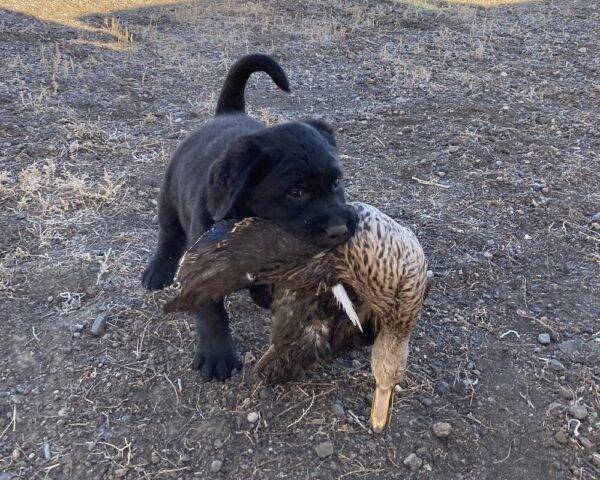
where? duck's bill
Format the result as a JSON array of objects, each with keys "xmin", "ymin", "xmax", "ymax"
[{"xmin": 370, "ymin": 386, "xmax": 394, "ymax": 433}]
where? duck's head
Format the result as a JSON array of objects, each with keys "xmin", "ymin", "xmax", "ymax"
[{"xmin": 369, "ymin": 327, "xmax": 410, "ymax": 433}]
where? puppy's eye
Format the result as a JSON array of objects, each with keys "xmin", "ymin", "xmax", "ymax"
[
  {"xmin": 288, "ymin": 187, "xmax": 306, "ymax": 199},
  {"xmin": 332, "ymin": 178, "xmax": 341, "ymax": 189}
]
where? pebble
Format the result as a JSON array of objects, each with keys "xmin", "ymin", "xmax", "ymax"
[
  {"xmin": 91, "ymin": 313, "xmax": 108, "ymax": 336},
  {"xmin": 258, "ymin": 388, "xmax": 271, "ymax": 401},
  {"xmin": 114, "ymin": 468, "xmax": 128, "ymax": 478},
  {"xmin": 419, "ymin": 397, "xmax": 433, "ymax": 407},
  {"xmin": 179, "ymin": 453, "xmax": 191, "ymax": 463},
  {"xmin": 57, "ymin": 407, "xmax": 68, "ymax": 417},
  {"xmin": 210, "ymin": 459, "xmax": 223, "ymax": 472},
  {"xmin": 538, "ymin": 333, "xmax": 551, "ymax": 345},
  {"xmin": 331, "ymin": 402, "xmax": 345, "ymax": 417},
  {"xmin": 11, "ymin": 448, "xmax": 21, "ymax": 461},
  {"xmin": 554, "ymin": 430, "xmax": 568, "ymax": 444},
  {"xmin": 524, "ymin": 234, "xmax": 532, "ymax": 240},
  {"xmin": 434, "ymin": 381, "xmax": 449, "ymax": 394},
  {"xmin": 578, "ymin": 436, "xmax": 593, "ymax": 450},
  {"xmin": 247, "ymin": 412, "xmax": 259, "ymax": 423},
  {"xmin": 403, "ymin": 453, "xmax": 422, "ymax": 472},
  {"xmin": 549, "ymin": 359, "xmax": 565, "ymax": 372},
  {"xmin": 558, "ymin": 386, "xmax": 574, "ymax": 400},
  {"xmin": 315, "ymin": 441, "xmax": 334, "ymax": 458},
  {"xmin": 591, "ymin": 453, "xmax": 600, "ymax": 467},
  {"xmin": 43, "ymin": 442, "xmax": 51, "ymax": 460},
  {"xmin": 70, "ymin": 324, "xmax": 84, "ymax": 334},
  {"xmin": 567, "ymin": 405, "xmax": 588, "ymax": 420},
  {"xmin": 432, "ymin": 421, "xmax": 452, "ymax": 438},
  {"xmin": 151, "ymin": 453, "xmax": 160, "ymax": 464}
]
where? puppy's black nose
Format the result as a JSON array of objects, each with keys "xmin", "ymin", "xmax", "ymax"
[{"xmin": 325, "ymin": 224, "xmax": 348, "ymax": 242}]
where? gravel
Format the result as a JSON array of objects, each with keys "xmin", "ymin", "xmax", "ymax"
[
  {"xmin": 403, "ymin": 453, "xmax": 423, "ymax": 472},
  {"xmin": 537, "ymin": 333, "xmax": 551, "ymax": 345},
  {"xmin": 554, "ymin": 431, "xmax": 568, "ymax": 444},
  {"xmin": 210, "ymin": 459, "xmax": 223, "ymax": 472},
  {"xmin": 331, "ymin": 402, "xmax": 345, "ymax": 417},
  {"xmin": 315, "ymin": 441, "xmax": 334, "ymax": 459},
  {"xmin": 549, "ymin": 359, "xmax": 565, "ymax": 372},
  {"xmin": 567, "ymin": 405, "xmax": 588, "ymax": 420},
  {"xmin": 91, "ymin": 313, "xmax": 108, "ymax": 336},
  {"xmin": 558, "ymin": 386, "xmax": 574, "ymax": 400},
  {"xmin": 432, "ymin": 422, "xmax": 452, "ymax": 439}
]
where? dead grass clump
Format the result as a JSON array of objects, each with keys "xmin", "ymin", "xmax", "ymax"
[{"xmin": 1, "ymin": 161, "xmax": 123, "ymax": 215}]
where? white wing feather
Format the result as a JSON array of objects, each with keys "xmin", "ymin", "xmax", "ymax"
[{"xmin": 331, "ymin": 283, "xmax": 363, "ymax": 332}]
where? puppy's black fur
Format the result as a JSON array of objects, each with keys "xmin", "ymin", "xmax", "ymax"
[{"xmin": 142, "ymin": 54, "xmax": 357, "ymax": 381}]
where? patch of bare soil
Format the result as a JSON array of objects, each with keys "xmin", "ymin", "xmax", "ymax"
[{"xmin": 0, "ymin": 0, "xmax": 598, "ymax": 479}]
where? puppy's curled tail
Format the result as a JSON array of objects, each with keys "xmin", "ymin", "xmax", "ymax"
[{"xmin": 215, "ymin": 54, "xmax": 289, "ymax": 115}]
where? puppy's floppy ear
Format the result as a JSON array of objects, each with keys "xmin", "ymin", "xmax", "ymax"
[
  {"xmin": 301, "ymin": 119, "xmax": 337, "ymax": 148},
  {"xmin": 206, "ymin": 135, "xmax": 260, "ymax": 221}
]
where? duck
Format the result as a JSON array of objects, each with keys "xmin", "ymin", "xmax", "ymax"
[{"xmin": 165, "ymin": 202, "xmax": 431, "ymax": 433}]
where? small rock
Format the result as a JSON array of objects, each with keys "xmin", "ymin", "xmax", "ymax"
[
  {"xmin": 247, "ymin": 412, "xmax": 259, "ymax": 423},
  {"xmin": 434, "ymin": 381, "xmax": 449, "ymax": 394},
  {"xmin": 538, "ymin": 333, "xmax": 551, "ymax": 345},
  {"xmin": 419, "ymin": 397, "xmax": 433, "ymax": 407},
  {"xmin": 524, "ymin": 234, "xmax": 532, "ymax": 240},
  {"xmin": 91, "ymin": 313, "xmax": 108, "ymax": 336},
  {"xmin": 258, "ymin": 388, "xmax": 271, "ymax": 401},
  {"xmin": 546, "ymin": 402, "xmax": 563, "ymax": 416},
  {"xmin": 591, "ymin": 453, "xmax": 600, "ymax": 467},
  {"xmin": 214, "ymin": 439, "xmax": 224, "ymax": 449},
  {"xmin": 210, "ymin": 459, "xmax": 223, "ymax": 472},
  {"xmin": 554, "ymin": 430, "xmax": 568, "ymax": 444},
  {"xmin": 43, "ymin": 442, "xmax": 51, "ymax": 460},
  {"xmin": 558, "ymin": 386, "xmax": 574, "ymax": 400},
  {"xmin": 567, "ymin": 405, "xmax": 588, "ymax": 420},
  {"xmin": 15, "ymin": 212, "xmax": 26, "ymax": 220},
  {"xmin": 549, "ymin": 359, "xmax": 565, "ymax": 372},
  {"xmin": 331, "ymin": 402, "xmax": 345, "ymax": 417},
  {"xmin": 432, "ymin": 421, "xmax": 452, "ymax": 438},
  {"xmin": 403, "ymin": 453, "xmax": 422, "ymax": 472},
  {"xmin": 70, "ymin": 324, "xmax": 84, "ymax": 334},
  {"xmin": 483, "ymin": 251, "xmax": 493, "ymax": 260},
  {"xmin": 315, "ymin": 441, "xmax": 334, "ymax": 459},
  {"xmin": 179, "ymin": 453, "xmax": 191, "ymax": 463},
  {"xmin": 11, "ymin": 448, "xmax": 21, "ymax": 461},
  {"xmin": 114, "ymin": 468, "xmax": 128, "ymax": 478},
  {"xmin": 578, "ymin": 436, "xmax": 593, "ymax": 450},
  {"xmin": 151, "ymin": 452, "xmax": 160, "ymax": 464},
  {"xmin": 57, "ymin": 406, "xmax": 68, "ymax": 417},
  {"xmin": 589, "ymin": 222, "xmax": 599, "ymax": 232}
]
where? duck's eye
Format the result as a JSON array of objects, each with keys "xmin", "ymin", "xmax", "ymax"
[{"xmin": 288, "ymin": 187, "xmax": 306, "ymax": 199}]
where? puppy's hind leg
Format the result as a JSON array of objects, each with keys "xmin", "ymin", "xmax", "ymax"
[{"xmin": 142, "ymin": 201, "xmax": 186, "ymax": 291}]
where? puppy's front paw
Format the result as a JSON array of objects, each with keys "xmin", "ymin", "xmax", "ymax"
[
  {"xmin": 141, "ymin": 258, "xmax": 178, "ymax": 291},
  {"xmin": 193, "ymin": 339, "xmax": 242, "ymax": 381}
]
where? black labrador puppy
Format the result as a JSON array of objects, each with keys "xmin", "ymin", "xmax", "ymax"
[{"xmin": 142, "ymin": 53, "xmax": 357, "ymax": 381}]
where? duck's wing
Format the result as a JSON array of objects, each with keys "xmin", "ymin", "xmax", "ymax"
[{"xmin": 164, "ymin": 218, "xmax": 320, "ymax": 313}]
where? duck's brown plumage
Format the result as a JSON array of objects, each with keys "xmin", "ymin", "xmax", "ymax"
[{"xmin": 165, "ymin": 202, "xmax": 430, "ymax": 432}]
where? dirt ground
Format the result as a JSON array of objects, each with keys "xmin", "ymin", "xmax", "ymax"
[{"xmin": 1, "ymin": 0, "xmax": 599, "ymax": 478}]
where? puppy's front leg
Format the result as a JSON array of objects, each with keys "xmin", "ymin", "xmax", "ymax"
[{"xmin": 194, "ymin": 299, "xmax": 242, "ymax": 380}]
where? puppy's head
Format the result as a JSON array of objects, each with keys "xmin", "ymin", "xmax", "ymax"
[{"xmin": 207, "ymin": 120, "xmax": 357, "ymax": 248}]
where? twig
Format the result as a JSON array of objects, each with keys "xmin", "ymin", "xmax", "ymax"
[
  {"xmin": 499, "ymin": 330, "xmax": 520, "ymax": 338},
  {"xmin": 493, "ymin": 442, "xmax": 512, "ymax": 464},
  {"xmin": 287, "ymin": 390, "xmax": 315, "ymax": 428},
  {"xmin": 411, "ymin": 176, "xmax": 450, "ymax": 189}
]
